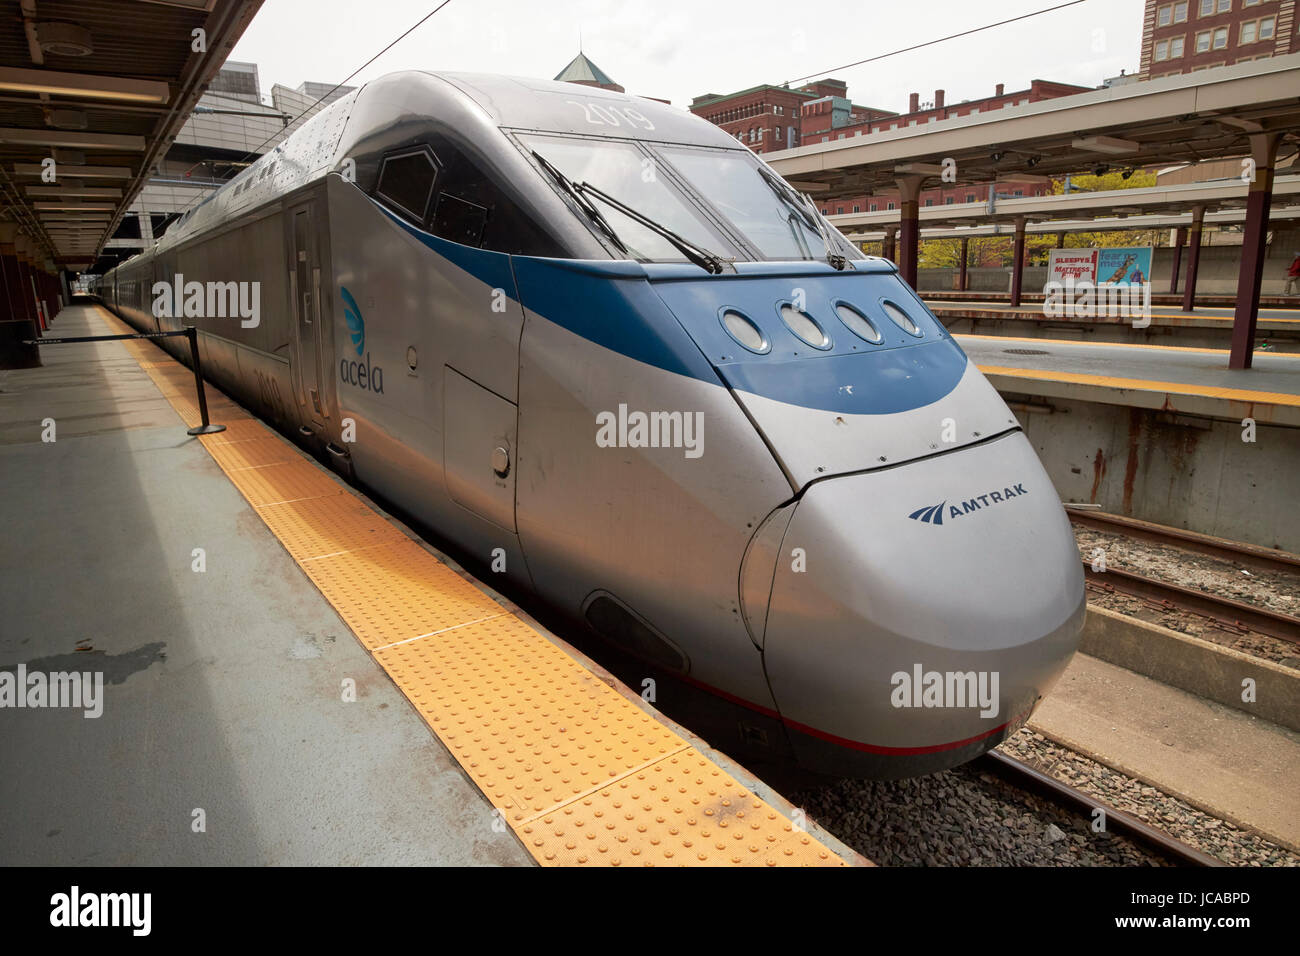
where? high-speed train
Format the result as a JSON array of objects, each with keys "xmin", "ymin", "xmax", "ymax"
[{"xmin": 92, "ymin": 71, "xmax": 1084, "ymax": 778}]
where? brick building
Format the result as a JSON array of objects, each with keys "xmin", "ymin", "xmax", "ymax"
[
  {"xmin": 798, "ymin": 79, "xmax": 1091, "ymax": 146},
  {"xmin": 689, "ymin": 82, "xmax": 840, "ymax": 152},
  {"xmin": 1140, "ymin": 0, "xmax": 1296, "ymax": 78}
]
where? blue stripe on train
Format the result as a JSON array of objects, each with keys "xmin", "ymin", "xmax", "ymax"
[{"xmin": 379, "ymin": 202, "xmax": 967, "ymax": 415}]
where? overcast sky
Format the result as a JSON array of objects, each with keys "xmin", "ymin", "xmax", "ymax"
[{"xmin": 229, "ymin": 0, "xmax": 1143, "ymax": 113}]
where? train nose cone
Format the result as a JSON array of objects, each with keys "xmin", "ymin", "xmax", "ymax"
[{"xmin": 761, "ymin": 431, "xmax": 1085, "ymax": 778}]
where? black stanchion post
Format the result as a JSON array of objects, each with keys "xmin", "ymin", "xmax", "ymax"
[
  {"xmin": 185, "ymin": 325, "xmax": 226, "ymax": 436},
  {"xmin": 25, "ymin": 328, "xmax": 227, "ymax": 437}
]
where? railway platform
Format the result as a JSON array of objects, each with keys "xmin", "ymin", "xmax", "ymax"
[
  {"xmin": 0, "ymin": 303, "xmax": 858, "ymax": 868},
  {"xmin": 925, "ymin": 291, "xmax": 1300, "ymax": 310},
  {"xmin": 959, "ymin": 333, "xmax": 1300, "ymax": 427},
  {"xmin": 933, "ymin": 301, "xmax": 1300, "ymax": 352}
]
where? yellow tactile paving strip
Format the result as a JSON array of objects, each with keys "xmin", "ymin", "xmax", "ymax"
[
  {"xmin": 956, "ymin": 333, "xmax": 1231, "ymax": 355},
  {"xmin": 99, "ymin": 311, "xmax": 848, "ymax": 867},
  {"xmin": 978, "ymin": 364, "xmax": 1300, "ymax": 408}
]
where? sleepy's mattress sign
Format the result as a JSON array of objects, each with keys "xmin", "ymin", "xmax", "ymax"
[{"xmin": 1047, "ymin": 249, "xmax": 1098, "ymax": 283}]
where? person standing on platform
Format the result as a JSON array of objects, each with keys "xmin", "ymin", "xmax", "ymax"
[{"xmin": 1286, "ymin": 252, "xmax": 1300, "ymax": 295}]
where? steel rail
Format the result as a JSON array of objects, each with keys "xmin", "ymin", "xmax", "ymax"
[
  {"xmin": 1081, "ymin": 560, "xmax": 1300, "ymax": 646},
  {"xmin": 977, "ymin": 751, "xmax": 1224, "ymax": 867},
  {"xmin": 1067, "ymin": 506, "xmax": 1300, "ymax": 575}
]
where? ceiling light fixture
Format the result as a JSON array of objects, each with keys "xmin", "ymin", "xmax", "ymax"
[{"xmin": 0, "ymin": 67, "xmax": 169, "ymax": 104}]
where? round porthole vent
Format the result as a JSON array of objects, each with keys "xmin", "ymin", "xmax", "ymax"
[
  {"xmin": 834, "ymin": 301, "xmax": 881, "ymax": 344},
  {"xmin": 720, "ymin": 309, "xmax": 769, "ymax": 354},
  {"xmin": 881, "ymin": 300, "xmax": 923, "ymax": 337},
  {"xmin": 779, "ymin": 303, "xmax": 831, "ymax": 350}
]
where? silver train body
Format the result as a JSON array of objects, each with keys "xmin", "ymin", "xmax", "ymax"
[{"xmin": 93, "ymin": 72, "xmax": 1084, "ymax": 778}]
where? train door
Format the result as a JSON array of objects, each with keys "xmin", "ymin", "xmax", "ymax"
[{"xmin": 288, "ymin": 199, "xmax": 325, "ymax": 431}]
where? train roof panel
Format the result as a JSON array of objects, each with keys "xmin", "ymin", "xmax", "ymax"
[{"xmin": 432, "ymin": 72, "xmax": 744, "ymax": 149}]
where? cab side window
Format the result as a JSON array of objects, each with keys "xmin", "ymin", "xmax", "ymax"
[{"xmin": 374, "ymin": 147, "xmax": 440, "ymax": 224}]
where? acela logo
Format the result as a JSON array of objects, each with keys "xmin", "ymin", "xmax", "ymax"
[
  {"xmin": 341, "ymin": 286, "xmax": 364, "ymax": 355},
  {"xmin": 909, "ymin": 483, "xmax": 1028, "ymax": 525},
  {"xmin": 338, "ymin": 286, "xmax": 384, "ymax": 394}
]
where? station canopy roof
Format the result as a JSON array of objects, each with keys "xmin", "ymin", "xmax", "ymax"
[
  {"xmin": 768, "ymin": 54, "xmax": 1300, "ymax": 201},
  {"xmin": 832, "ymin": 172, "xmax": 1300, "ymax": 235},
  {"xmin": 0, "ymin": 0, "xmax": 264, "ymax": 271},
  {"xmin": 843, "ymin": 204, "xmax": 1300, "ymax": 243}
]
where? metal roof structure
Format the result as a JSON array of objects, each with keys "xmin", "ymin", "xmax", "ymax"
[
  {"xmin": 766, "ymin": 54, "xmax": 1300, "ymax": 196},
  {"xmin": 831, "ymin": 174, "xmax": 1300, "ymax": 233},
  {"xmin": 843, "ymin": 205, "xmax": 1300, "ymax": 242},
  {"xmin": 0, "ymin": 0, "xmax": 264, "ymax": 271}
]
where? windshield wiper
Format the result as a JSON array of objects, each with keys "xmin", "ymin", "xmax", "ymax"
[
  {"xmin": 532, "ymin": 150, "xmax": 628, "ymax": 255},
  {"xmin": 574, "ymin": 181, "xmax": 725, "ymax": 275},
  {"xmin": 757, "ymin": 167, "xmax": 817, "ymax": 228},
  {"xmin": 757, "ymin": 167, "xmax": 846, "ymax": 269},
  {"xmin": 533, "ymin": 149, "xmax": 725, "ymax": 274},
  {"xmin": 801, "ymin": 191, "xmax": 848, "ymax": 271}
]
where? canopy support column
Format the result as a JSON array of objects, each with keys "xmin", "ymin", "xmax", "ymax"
[{"xmin": 1229, "ymin": 132, "xmax": 1280, "ymax": 370}]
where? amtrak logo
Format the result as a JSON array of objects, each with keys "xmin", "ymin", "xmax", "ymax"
[
  {"xmin": 341, "ymin": 285, "xmax": 364, "ymax": 356},
  {"xmin": 908, "ymin": 501, "xmax": 948, "ymax": 525},
  {"xmin": 909, "ymin": 483, "xmax": 1029, "ymax": 525}
]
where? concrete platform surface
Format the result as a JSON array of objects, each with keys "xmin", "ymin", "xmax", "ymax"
[
  {"xmin": 1, "ymin": 305, "xmax": 863, "ymax": 868},
  {"xmin": 0, "ymin": 308, "xmax": 531, "ymax": 865},
  {"xmin": 930, "ymin": 299, "xmax": 1300, "ymax": 325},
  {"xmin": 958, "ymin": 333, "xmax": 1300, "ymax": 425},
  {"xmin": 1030, "ymin": 652, "xmax": 1300, "ymax": 852},
  {"xmin": 959, "ymin": 334, "xmax": 1300, "ymax": 396}
]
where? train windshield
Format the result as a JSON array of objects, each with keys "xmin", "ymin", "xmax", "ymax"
[
  {"xmin": 653, "ymin": 145, "xmax": 859, "ymax": 264},
  {"xmin": 521, "ymin": 134, "xmax": 734, "ymax": 264}
]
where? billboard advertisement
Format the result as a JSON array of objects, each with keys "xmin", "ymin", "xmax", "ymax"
[
  {"xmin": 1047, "ymin": 246, "xmax": 1152, "ymax": 285},
  {"xmin": 1096, "ymin": 246, "xmax": 1153, "ymax": 285},
  {"xmin": 1047, "ymin": 249, "xmax": 1098, "ymax": 284}
]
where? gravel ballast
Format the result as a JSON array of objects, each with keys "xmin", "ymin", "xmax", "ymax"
[{"xmin": 794, "ymin": 729, "xmax": 1299, "ymax": 867}]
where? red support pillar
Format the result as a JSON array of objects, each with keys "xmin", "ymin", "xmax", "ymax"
[
  {"xmin": 883, "ymin": 225, "xmax": 898, "ymax": 263},
  {"xmin": 895, "ymin": 174, "xmax": 924, "ymax": 289},
  {"xmin": 0, "ymin": 226, "xmax": 42, "ymax": 369},
  {"xmin": 1168, "ymin": 226, "xmax": 1186, "ymax": 294},
  {"xmin": 39, "ymin": 271, "xmax": 53, "ymax": 328},
  {"xmin": 0, "ymin": 224, "xmax": 23, "ymax": 321},
  {"xmin": 1182, "ymin": 204, "xmax": 1206, "ymax": 313},
  {"xmin": 1010, "ymin": 216, "xmax": 1027, "ymax": 308},
  {"xmin": 15, "ymin": 244, "xmax": 36, "ymax": 325},
  {"xmin": 959, "ymin": 236, "xmax": 969, "ymax": 292},
  {"xmin": 44, "ymin": 269, "xmax": 57, "ymax": 320},
  {"xmin": 0, "ymin": 248, "xmax": 12, "ymax": 319},
  {"xmin": 1229, "ymin": 133, "xmax": 1280, "ymax": 370}
]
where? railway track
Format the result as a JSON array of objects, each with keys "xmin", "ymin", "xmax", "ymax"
[
  {"xmin": 1067, "ymin": 507, "xmax": 1300, "ymax": 576},
  {"xmin": 976, "ymin": 751, "xmax": 1224, "ymax": 867},
  {"xmin": 1068, "ymin": 508, "xmax": 1300, "ymax": 646}
]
